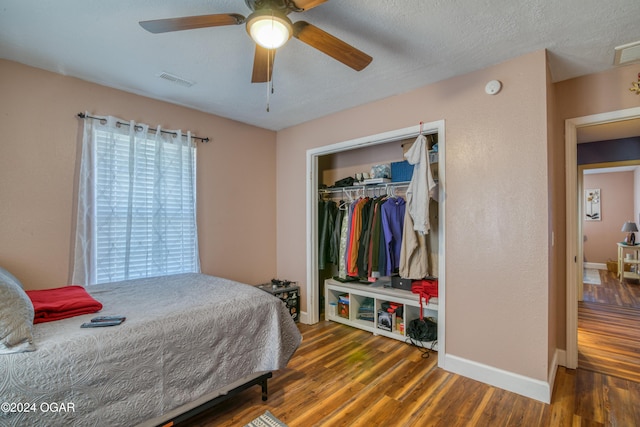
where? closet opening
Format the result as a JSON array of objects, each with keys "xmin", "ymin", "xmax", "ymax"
[{"xmin": 305, "ymin": 121, "xmax": 446, "ymax": 365}]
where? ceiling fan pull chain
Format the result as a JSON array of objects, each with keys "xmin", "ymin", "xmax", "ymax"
[
  {"xmin": 266, "ymin": 49, "xmax": 272, "ymax": 112},
  {"xmin": 267, "ymin": 80, "xmax": 275, "ymax": 112},
  {"xmin": 266, "ymin": 11, "xmax": 274, "ymax": 112}
]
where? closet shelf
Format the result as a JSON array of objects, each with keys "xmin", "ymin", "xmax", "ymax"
[{"xmin": 319, "ymin": 181, "xmax": 411, "ymax": 195}]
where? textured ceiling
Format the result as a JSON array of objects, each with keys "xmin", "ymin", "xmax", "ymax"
[{"xmin": 1, "ymin": 0, "xmax": 640, "ymax": 131}]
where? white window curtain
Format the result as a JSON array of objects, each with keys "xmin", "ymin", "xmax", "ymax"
[{"xmin": 73, "ymin": 114, "xmax": 200, "ymax": 286}]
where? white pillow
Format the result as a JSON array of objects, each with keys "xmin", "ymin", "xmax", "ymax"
[
  {"xmin": 0, "ymin": 267, "xmax": 36, "ymax": 354},
  {"xmin": 0, "ymin": 266, "xmax": 23, "ymax": 288}
]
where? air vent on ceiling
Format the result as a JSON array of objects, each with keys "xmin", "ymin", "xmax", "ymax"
[
  {"xmin": 614, "ymin": 40, "xmax": 640, "ymax": 66},
  {"xmin": 157, "ymin": 71, "xmax": 195, "ymax": 88}
]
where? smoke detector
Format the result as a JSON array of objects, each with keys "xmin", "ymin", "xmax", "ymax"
[{"xmin": 614, "ymin": 40, "xmax": 640, "ymax": 66}]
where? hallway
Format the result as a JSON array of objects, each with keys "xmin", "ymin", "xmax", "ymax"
[{"xmin": 578, "ymin": 269, "xmax": 640, "ymax": 382}]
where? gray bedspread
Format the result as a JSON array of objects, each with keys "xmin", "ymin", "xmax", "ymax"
[{"xmin": 0, "ymin": 273, "xmax": 302, "ymax": 426}]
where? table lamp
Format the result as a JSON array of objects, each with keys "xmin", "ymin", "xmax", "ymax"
[{"xmin": 621, "ymin": 221, "xmax": 639, "ymax": 245}]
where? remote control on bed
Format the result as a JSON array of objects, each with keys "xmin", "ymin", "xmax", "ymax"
[
  {"xmin": 81, "ymin": 320, "xmax": 124, "ymax": 328},
  {"xmin": 91, "ymin": 315, "xmax": 126, "ymax": 323}
]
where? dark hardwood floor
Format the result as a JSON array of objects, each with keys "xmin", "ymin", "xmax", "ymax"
[
  {"xmin": 579, "ymin": 268, "xmax": 640, "ymax": 384},
  {"xmin": 582, "ymin": 268, "xmax": 640, "ymax": 308},
  {"xmin": 165, "ymin": 269, "xmax": 640, "ymax": 426},
  {"xmin": 182, "ymin": 318, "xmax": 640, "ymax": 427}
]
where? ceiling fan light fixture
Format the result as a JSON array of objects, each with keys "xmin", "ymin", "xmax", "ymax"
[{"xmin": 246, "ymin": 10, "xmax": 292, "ymax": 49}]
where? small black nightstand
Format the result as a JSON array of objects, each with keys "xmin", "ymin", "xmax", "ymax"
[{"xmin": 256, "ymin": 283, "xmax": 300, "ymax": 322}]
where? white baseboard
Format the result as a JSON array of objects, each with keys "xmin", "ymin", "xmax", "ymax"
[
  {"xmin": 299, "ymin": 311, "xmax": 310, "ymax": 325},
  {"xmin": 443, "ymin": 354, "xmax": 551, "ymax": 403},
  {"xmin": 556, "ymin": 349, "xmax": 567, "ymax": 367},
  {"xmin": 584, "ymin": 262, "xmax": 606, "ymax": 270},
  {"xmin": 547, "ymin": 349, "xmax": 560, "ymax": 401}
]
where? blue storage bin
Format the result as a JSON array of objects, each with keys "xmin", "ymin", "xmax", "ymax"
[{"xmin": 391, "ymin": 160, "xmax": 414, "ymax": 182}]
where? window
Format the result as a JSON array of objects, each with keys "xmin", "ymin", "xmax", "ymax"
[{"xmin": 73, "ymin": 115, "xmax": 200, "ymax": 285}]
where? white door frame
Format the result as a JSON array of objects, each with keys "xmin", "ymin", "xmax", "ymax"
[
  {"xmin": 305, "ymin": 120, "xmax": 446, "ymax": 362},
  {"xmin": 564, "ymin": 106, "xmax": 640, "ymax": 369}
]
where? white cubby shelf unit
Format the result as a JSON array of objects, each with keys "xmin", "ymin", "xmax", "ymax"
[{"xmin": 325, "ymin": 278, "xmax": 438, "ymax": 350}]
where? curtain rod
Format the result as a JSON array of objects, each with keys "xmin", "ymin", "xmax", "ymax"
[{"xmin": 77, "ymin": 113, "xmax": 210, "ymax": 143}]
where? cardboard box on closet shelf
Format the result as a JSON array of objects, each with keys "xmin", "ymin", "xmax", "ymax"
[{"xmin": 401, "ymin": 141, "xmax": 414, "ymax": 155}]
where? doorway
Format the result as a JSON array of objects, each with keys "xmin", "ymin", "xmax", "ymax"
[
  {"xmin": 565, "ymin": 106, "xmax": 640, "ymax": 369},
  {"xmin": 580, "ymin": 163, "xmax": 640, "ymax": 297}
]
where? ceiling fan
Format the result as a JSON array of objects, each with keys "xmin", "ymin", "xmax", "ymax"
[{"xmin": 139, "ymin": 0, "xmax": 373, "ymax": 83}]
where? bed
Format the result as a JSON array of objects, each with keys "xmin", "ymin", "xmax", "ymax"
[{"xmin": 0, "ymin": 273, "xmax": 302, "ymax": 427}]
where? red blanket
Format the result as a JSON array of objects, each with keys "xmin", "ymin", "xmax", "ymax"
[{"xmin": 26, "ymin": 286, "xmax": 103, "ymax": 324}]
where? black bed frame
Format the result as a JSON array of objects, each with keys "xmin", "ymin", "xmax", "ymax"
[{"xmin": 155, "ymin": 372, "xmax": 273, "ymax": 426}]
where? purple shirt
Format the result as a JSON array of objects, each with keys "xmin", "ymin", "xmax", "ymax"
[{"xmin": 381, "ymin": 197, "xmax": 405, "ymax": 275}]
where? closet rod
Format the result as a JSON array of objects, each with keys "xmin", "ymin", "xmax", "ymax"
[
  {"xmin": 319, "ymin": 181, "xmax": 410, "ymax": 195},
  {"xmin": 77, "ymin": 113, "xmax": 210, "ymax": 143}
]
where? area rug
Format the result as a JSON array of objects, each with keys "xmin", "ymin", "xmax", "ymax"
[
  {"xmin": 583, "ymin": 268, "xmax": 602, "ymax": 285},
  {"xmin": 244, "ymin": 411, "xmax": 288, "ymax": 427}
]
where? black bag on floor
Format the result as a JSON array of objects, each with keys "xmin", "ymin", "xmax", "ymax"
[{"xmin": 407, "ymin": 317, "xmax": 437, "ymax": 342}]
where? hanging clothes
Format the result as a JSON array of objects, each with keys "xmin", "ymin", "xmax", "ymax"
[
  {"xmin": 368, "ymin": 198, "xmax": 386, "ymax": 279},
  {"xmin": 381, "ymin": 196, "xmax": 406, "ymax": 276},
  {"xmin": 426, "ymin": 198, "xmax": 439, "ymax": 277},
  {"xmin": 377, "ymin": 224, "xmax": 387, "ymax": 279},
  {"xmin": 347, "ymin": 198, "xmax": 367, "ymax": 276},
  {"xmin": 323, "ymin": 179, "xmax": 432, "ymax": 281},
  {"xmin": 318, "ymin": 200, "xmax": 325, "ymax": 266},
  {"xmin": 318, "ymin": 200, "xmax": 337, "ymax": 270},
  {"xmin": 399, "ymin": 207, "xmax": 429, "ymax": 279},
  {"xmin": 356, "ymin": 198, "xmax": 375, "ymax": 278},
  {"xmin": 337, "ymin": 203, "xmax": 351, "ymax": 279},
  {"xmin": 405, "ymin": 134, "xmax": 436, "ymax": 235},
  {"xmin": 329, "ymin": 204, "xmax": 346, "ymax": 266}
]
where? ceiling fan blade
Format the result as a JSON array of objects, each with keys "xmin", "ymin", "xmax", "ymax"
[
  {"xmin": 293, "ymin": 21, "xmax": 372, "ymax": 71},
  {"xmin": 252, "ymin": 45, "xmax": 276, "ymax": 83},
  {"xmin": 292, "ymin": 0, "xmax": 329, "ymax": 11},
  {"xmin": 139, "ymin": 13, "xmax": 245, "ymax": 34}
]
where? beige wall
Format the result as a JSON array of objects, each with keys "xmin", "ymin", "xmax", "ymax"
[
  {"xmin": 0, "ymin": 59, "xmax": 277, "ymax": 290},
  {"xmin": 545, "ymin": 56, "xmax": 559, "ymax": 382},
  {"xmin": 277, "ymin": 50, "xmax": 551, "ymax": 381},
  {"xmin": 583, "ymin": 171, "xmax": 634, "ymax": 263},
  {"xmin": 554, "ymin": 65, "xmax": 640, "ymax": 120}
]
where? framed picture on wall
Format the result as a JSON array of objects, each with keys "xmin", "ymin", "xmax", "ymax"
[{"xmin": 584, "ymin": 188, "xmax": 601, "ymax": 221}]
